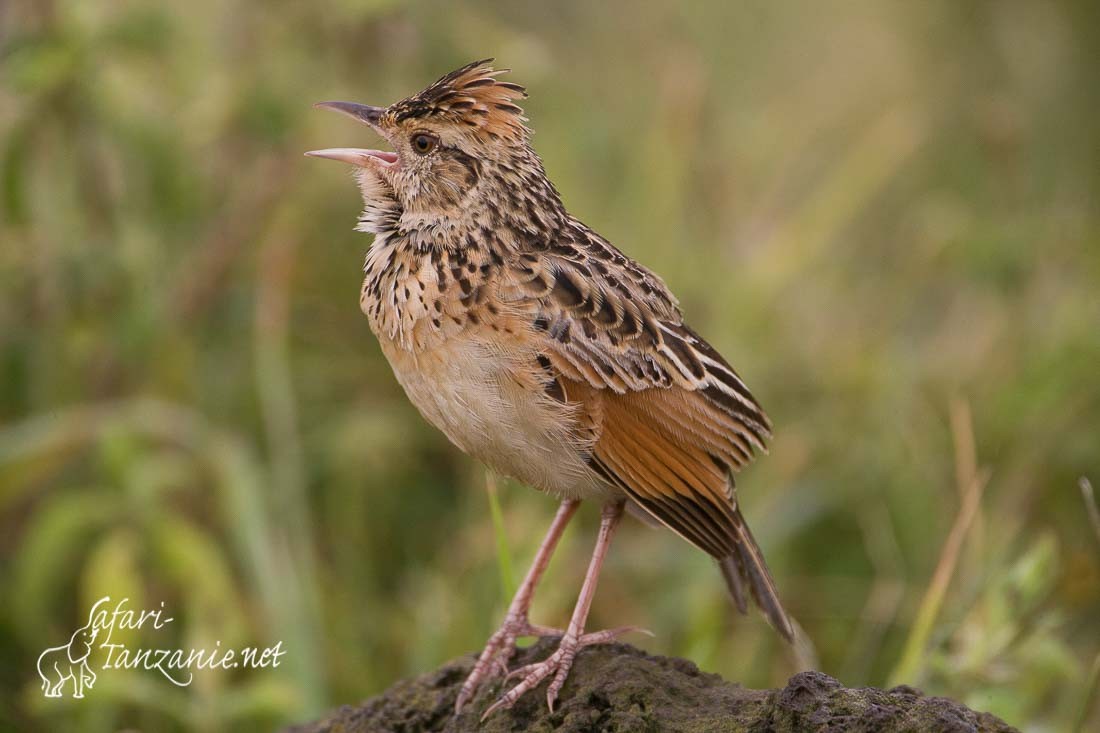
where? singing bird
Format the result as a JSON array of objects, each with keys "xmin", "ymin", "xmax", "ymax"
[{"xmin": 308, "ymin": 59, "xmax": 793, "ymax": 716}]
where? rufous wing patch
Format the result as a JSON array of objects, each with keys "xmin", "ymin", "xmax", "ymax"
[{"xmin": 592, "ymin": 388, "xmax": 742, "ymax": 559}]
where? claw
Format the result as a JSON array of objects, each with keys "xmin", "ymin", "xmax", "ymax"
[
  {"xmin": 546, "ymin": 655, "xmax": 572, "ymax": 710},
  {"xmin": 579, "ymin": 625, "xmax": 653, "ymax": 644},
  {"xmin": 469, "ymin": 500, "xmax": 631, "ymax": 718},
  {"xmin": 502, "ymin": 660, "xmax": 539, "ymax": 683},
  {"xmin": 482, "ymin": 696, "xmax": 510, "ymax": 719},
  {"xmin": 455, "ymin": 617, "xmax": 565, "ymax": 713},
  {"xmin": 481, "ymin": 624, "xmax": 648, "ymax": 719},
  {"xmin": 482, "ymin": 650, "xmax": 558, "ymax": 720}
]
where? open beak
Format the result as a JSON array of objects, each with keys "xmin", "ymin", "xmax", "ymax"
[
  {"xmin": 304, "ymin": 148, "xmax": 398, "ymax": 167},
  {"xmin": 313, "ymin": 101, "xmax": 384, "ymax": 126},
  {"xmin": 306, "ymin": 102, "xmax": 397, "ymax": 170}
]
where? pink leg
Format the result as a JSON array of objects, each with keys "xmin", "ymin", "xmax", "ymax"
[
  {"xmin": 455, "ymin": 499, "xmax": 579, "ymax": 712},
  {"xmin": 483, "ymin": 500, "xmax": 646, "ymax": 719}
]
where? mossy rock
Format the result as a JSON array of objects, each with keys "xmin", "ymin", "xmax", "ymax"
[{"xmin": 287, "ymin": 639, "xmax": 1018, "ymax": 733}]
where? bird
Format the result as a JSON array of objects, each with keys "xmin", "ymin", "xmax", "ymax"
[{"xmin": 307, "ymin": 59, "xmax": 793, "ymax": 717}]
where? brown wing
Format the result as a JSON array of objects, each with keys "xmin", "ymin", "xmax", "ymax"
[{"xmin": 502, "ymin": 220, "xmax": 792, "ymax": 639}]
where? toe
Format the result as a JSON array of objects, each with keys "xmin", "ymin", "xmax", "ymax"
[
  {"xmin": 480, "ymin": 625, "xmax": 642, "ymax": 719},
  {"xmin": 578, "ymin": 624, "xmax": 652, "ymax": 644},
  {"xmin": 546, "ymin": 663, "xmax": 571, "ymax": 712},
  {"xmin": 521, "ymin": 622, "xmax": 566, "ymax": 638}
]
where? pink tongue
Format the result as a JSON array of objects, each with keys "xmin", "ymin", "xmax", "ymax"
[{"xmin": 372, "ymin": 150, "xmax": 398, "ymax": 163}]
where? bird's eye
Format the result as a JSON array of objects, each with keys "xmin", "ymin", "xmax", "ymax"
[{"xmin": 412, "ymin": 134, "xmax": 438, "ymax": 154}]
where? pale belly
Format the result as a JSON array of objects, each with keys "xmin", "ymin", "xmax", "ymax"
[{"xmin": 378, "ymin": 336, "xmax": 614, "ymax": 501}]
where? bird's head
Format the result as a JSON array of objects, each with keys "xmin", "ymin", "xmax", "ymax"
[{"xmin": 308, "ymin": 59, "xmax": 547, "ymax": 231}]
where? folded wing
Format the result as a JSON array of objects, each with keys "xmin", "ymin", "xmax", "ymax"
[{"xmin": 502, "ymin": 221, "xmax": 793, "ymax": 640}]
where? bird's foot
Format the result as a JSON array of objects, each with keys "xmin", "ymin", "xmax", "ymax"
[
  {"xmin": 481, "ymin": 625, "xmax": 649, "ymax": 719},
  {"xmin": 454, "ymin": 615, "xmax": 563, "ymax": 713}
]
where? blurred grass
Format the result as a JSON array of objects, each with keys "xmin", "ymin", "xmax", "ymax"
[
  {"xmin": 484, "ymin": 471, "xmax": 516, "ymax": 602},
  {"xmin": 1, "ymin": 1, "xmax": 1098, "ymax": 731}
]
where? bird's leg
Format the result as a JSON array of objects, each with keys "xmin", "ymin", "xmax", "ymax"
[
  {"xmin": 484, "ymin": 500, "xmax": 645, "ymax": 718},
  {"xmin": 455, "ymin": 499, "xmax": 579, "ymax": 712}
]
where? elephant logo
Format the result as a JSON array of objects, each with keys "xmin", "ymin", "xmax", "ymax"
[{"xmin": 37, "ymin": 621, "xmax": 99, "ymax": 698}]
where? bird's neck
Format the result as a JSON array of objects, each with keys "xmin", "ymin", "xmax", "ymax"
[{"xmin": 358, "ymin": 149, "xmax": 569, "ymax": 345}]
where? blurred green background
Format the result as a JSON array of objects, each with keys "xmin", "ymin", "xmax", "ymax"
[{"xmin": 2, "ymin": 1, "xmax": 1098, "ymax": 731}]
